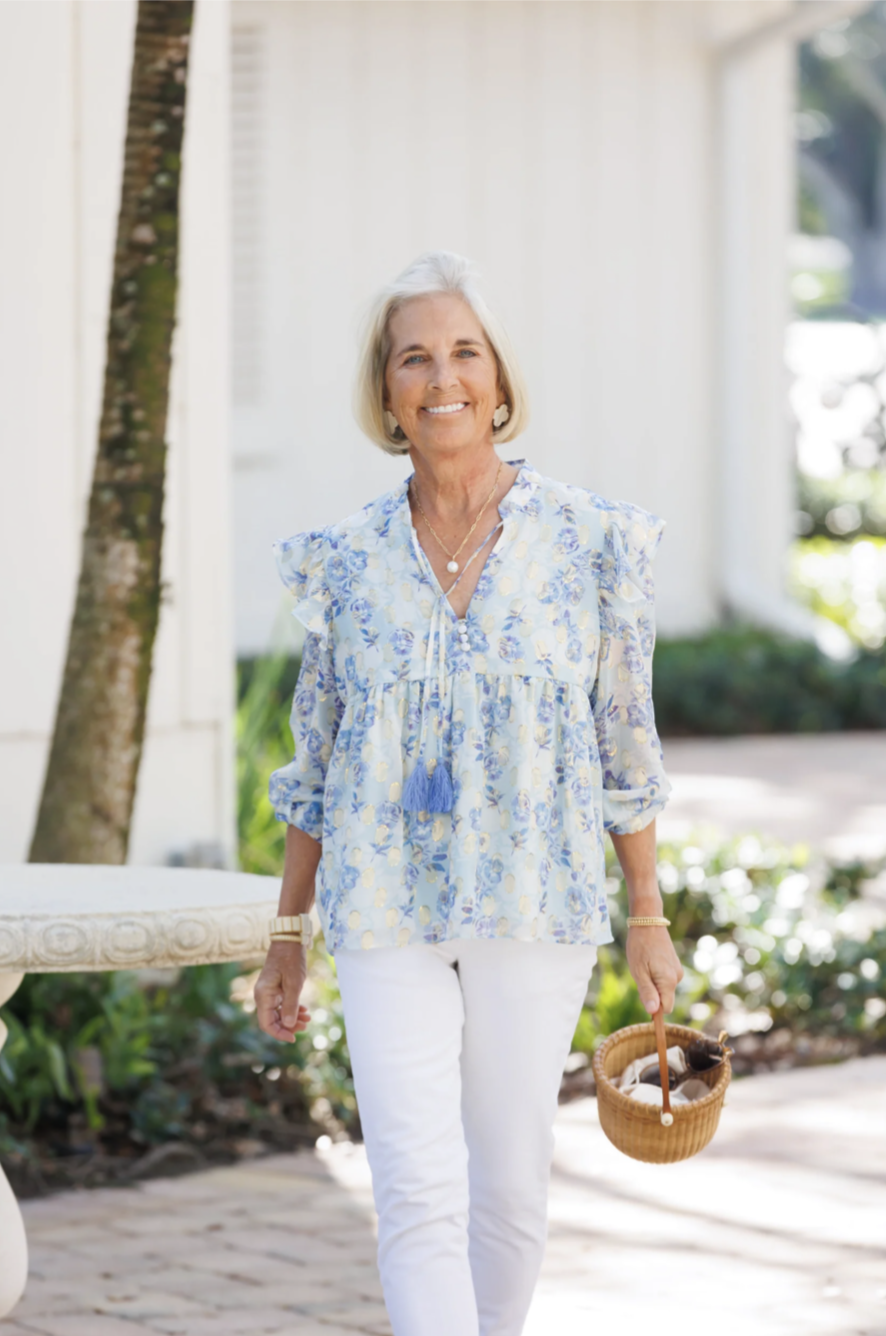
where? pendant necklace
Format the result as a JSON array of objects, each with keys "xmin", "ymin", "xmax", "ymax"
[{"xmin": 410, "ymin": 459, "xmax": 503, "ymax": 574}]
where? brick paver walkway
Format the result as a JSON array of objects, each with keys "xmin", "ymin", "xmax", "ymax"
[{"xmin": 3, "ymin": 1057, "xmax": 884, "ymax": 1336}]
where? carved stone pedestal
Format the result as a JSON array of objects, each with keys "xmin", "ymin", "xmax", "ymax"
[{"xmin": 0, "ymin": 864, "xmax": 280, "ymax": 1319}]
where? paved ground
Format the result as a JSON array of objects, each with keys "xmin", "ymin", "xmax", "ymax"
[
  {"xmin": 3, "ymin": 1057, "xmax": 884, "ymax": 1336},
  {"xmin": 659, "ymin": 732, "xmax": 886, "ymax": 860}
]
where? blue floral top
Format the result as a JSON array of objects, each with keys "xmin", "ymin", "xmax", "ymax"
[{"xmin": 269, "ymin": 459, "xmax": 671, "ymax": 953}]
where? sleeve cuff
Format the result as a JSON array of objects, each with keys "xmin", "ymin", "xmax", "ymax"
[
  {"xmin": 273, "ymin": 800, "xmax": 324, "ymax": 842},
  {"xmin": 602, "ymin": 785, "xmax": 671, "ymax": 836}
]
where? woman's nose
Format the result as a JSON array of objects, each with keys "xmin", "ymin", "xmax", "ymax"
[{"xmin": 428, "ymin": 358, "xmax": 459, "ymax": 389}]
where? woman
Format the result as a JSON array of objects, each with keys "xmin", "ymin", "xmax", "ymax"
[{"xmin": 254, "ymin": 252, "xmax": 682, "ymax": 1336}]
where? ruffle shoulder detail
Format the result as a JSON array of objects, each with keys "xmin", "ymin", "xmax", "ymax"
[
  {"xmin": 594, "ymin": 497, "xmax": 665, "ymax": 606},
  {"xmin": 272, "ymin": 527, "xmax": 332, "ymax": 639}
]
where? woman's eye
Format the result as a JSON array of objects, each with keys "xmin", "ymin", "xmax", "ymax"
[
  {"xmin": 456, "ymin": 348, "xmax": 477, "ymax": 358},
  {"xmin": 404, "ymin": 354, "xmax": 425, "ymax": 366}
]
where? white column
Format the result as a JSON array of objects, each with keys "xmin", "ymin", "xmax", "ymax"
[{"xmin": 716, "ymin": 21, "xmax": 807, "ymax": 631}]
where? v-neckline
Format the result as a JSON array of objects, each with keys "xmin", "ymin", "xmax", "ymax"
[{"xmin": 402, "ymin": 459, "xmax": 532, "ymax": 624}]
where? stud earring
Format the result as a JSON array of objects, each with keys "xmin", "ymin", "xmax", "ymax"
[
  {"xmin": 492, "ymin": 403, "xmax": 510, "ymax": 429},
  {"xmin": 385, "ymin": 411, "xmax": 401, "ymax": 437}
]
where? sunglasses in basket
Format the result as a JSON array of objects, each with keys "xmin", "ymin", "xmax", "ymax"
[{"xmin": 637, "ymin": 1031, "xmax": 733, "ymax": 1091}]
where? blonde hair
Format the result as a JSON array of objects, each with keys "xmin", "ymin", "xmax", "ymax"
[{"xmin": 353, "ymin": 251, "xmax": 529, "ymax": 456}]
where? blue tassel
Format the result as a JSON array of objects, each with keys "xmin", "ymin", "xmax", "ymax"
[
  {"xmin": 426, "ymin": 759, "xmax": 454, "ymax": 813},
  {"xmin": 402, "ymin": 758, "xmax": 431, "ymax": 812}
]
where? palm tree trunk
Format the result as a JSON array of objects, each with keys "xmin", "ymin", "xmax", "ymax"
[{"xmin": 29, "ymin": 0, "xmax": 195, "ymax": 864}]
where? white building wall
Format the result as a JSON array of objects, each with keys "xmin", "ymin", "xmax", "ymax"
[
  {"xmin": 0, "ymin": 0, "xmax": 79, "ymax": 858},
  {"xmin": 716, "ymin": 7, "xmax": 799, "ymax": 631},
  {"xmin": 0, "ymin": 0, "xmax": 234, "ymax": 867},
  {"xmin": 230, "ymin": 0, "xmax": 725, "ymax": 653}
]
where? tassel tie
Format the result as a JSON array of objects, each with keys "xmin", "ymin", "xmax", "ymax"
[
  {"xmin": 403, "ymin": 517, "xmax": 504, "ymax": 814},
  {"xmin": 402, "ymin": 589, "xmax": 454, "ymax": 813}
]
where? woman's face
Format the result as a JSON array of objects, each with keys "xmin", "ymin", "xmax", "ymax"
[{"xmin": 384, "ymin": 293, "xmax": 503, "ymax": 454}]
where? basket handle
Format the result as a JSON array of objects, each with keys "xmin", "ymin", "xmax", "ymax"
[{"xmin": 653, "ymin": 1006, "xmax": 674, "ymax": 1127}]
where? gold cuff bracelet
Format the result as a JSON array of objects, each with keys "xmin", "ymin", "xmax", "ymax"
[{"xmin": 268, "ymin": 913, "xmax": 313, "ymax": 947}]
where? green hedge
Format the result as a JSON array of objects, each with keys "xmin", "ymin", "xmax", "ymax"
[
  {"xmin": 0, "ymin": 955, "xmax": 353, "ymax": 1190},
  {"xmin": 652, "ymin": 627, "xmax": 886, "ymax": 734}
]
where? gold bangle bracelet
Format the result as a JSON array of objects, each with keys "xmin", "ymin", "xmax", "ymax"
[
  {"xmin": 626, "ymin": 915, "xmax": 671, "ymax": 928},
  {"xmin": 269, "ymin": 932, "xmax": 307, "ymax": 942},
  {"xmin": 269, "ymin": 914, "xmax": 312, "ymax": 935}
]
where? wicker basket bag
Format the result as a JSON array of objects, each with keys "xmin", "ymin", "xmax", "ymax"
[{"xmin": 593, "ymin": 1009, "xmax": 732, "ymax": 1164}]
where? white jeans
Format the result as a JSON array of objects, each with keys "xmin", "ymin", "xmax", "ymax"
[{"xmin": 334, "ymin": 937, "xmax": 598, "ymax": 1336}]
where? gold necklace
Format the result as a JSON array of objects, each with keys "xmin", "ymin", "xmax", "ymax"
[{"xmin": 410, "ymin": 460, "xmax": 503, "ymax": 573}]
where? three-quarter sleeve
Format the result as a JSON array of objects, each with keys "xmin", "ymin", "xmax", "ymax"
[
  {"xmin": 268, "ymin": 528, "xmax": 343, "ymax": 840},
  {"xmin": 590, "ymin": 502, "xmax": 671, "ymax": 835}
]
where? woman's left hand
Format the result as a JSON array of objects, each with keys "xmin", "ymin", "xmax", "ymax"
[{"xmin": 625, "ymin": 925, "xmax": 684, "ymax": 1015}]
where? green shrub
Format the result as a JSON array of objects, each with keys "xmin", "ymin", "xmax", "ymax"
[
  {"xmin": 0, "ymin": 958, "xmax": 356, "ymax": 1171},
  {"xmin": 571, "ymin": 834, "xmax": 886, "ymax": 1057},
  {"xmin": 653, "ymin": 626, "xmax": 886, "ymax": 734},
  {"xmin": 237, "ymin": 651, "xmax": 297, "ymax": 875}
]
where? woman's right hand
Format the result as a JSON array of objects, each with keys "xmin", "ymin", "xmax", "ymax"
[{"xmin": 254, "ymin": 941, "xmax": 311, "ymax": 1043}]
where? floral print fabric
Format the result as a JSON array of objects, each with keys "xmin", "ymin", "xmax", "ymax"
[{"xmin": 269, "ymin": 459, "xmax": 671, "ymax": 953}]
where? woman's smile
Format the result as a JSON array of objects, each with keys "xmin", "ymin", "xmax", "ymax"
[{"xmin": 423, "ymin": 402, "xmax": 468, "ymax": 415}]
